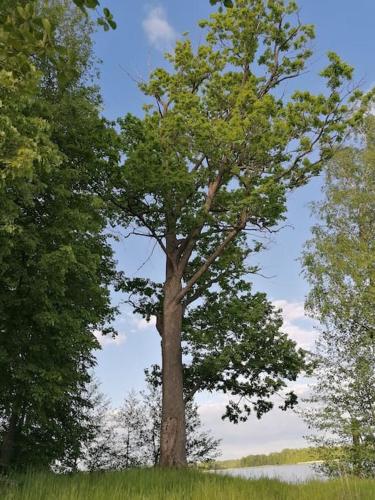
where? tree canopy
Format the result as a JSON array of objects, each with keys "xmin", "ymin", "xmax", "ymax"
[
  {"xmin": 111, "ymin": 0, "xmax": 368, "ymax": 466},
  {"xmin": 1, "ymin": 0, "xmax": 373, "ymax": 472},
  {"xmin": 0, "ymin": 1, "xmax": 118, "ymax": 471},
  {"xmin": 302, "ymin": 116, "xmax": 375, "ymax": 477},
  {"xmin": 81, "ymin": 375, "xmax": 220, "ymax": 471}
]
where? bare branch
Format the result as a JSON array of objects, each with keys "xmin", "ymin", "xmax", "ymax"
[
  {"xmin": 190, "ymin": 155, "xmax": 206, "ymax": 174},
  {"xmin": 107, "ymin": 196, "xmax": 169, "ymax": 258},
  {"xmin": 134, "ymin": 240, "xmax": 158, "ymax": 274}
]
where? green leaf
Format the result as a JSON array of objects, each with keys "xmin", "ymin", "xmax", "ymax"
[
  {"xmin": 85, "ymin": 0, "xmax": 99, "ymax": 7},
  {"xmin": 41, "ymin": 18, "xmax": 51, "ymax": 35}
]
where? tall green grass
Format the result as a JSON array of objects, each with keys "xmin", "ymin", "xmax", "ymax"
[{"xmin": 1, "ymin": 469, "xmax": 374, "ymax": 500}]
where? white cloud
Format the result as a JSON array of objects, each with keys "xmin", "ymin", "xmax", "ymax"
[
  {"xmin": 273, "ymin": 299, "xmax": 318, "ymax": 350},
  {"xmin": 125, "ymin": 314, "xmax": 157, "ymax": 334},
  {"xmin": 94, "ymin": 329, "xmax": 127, "ymax": 348},
  {"xmin": 197, "ymin": 394, "xmax": 309, "ymax": 460},
  {"xmin": 134, "ymin": 315, "xmax": 156, "ymax": 330},
  {"xmin": 273, "ymin": 300, "xmax": 305, "ymax": 322},
  {"xmin": 142, "ymin": 6, "xmax": 177, "ymax": 50}
]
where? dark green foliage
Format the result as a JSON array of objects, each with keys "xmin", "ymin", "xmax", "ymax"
[
  {"xmin": 0, "ymin": 1, "xmax": 118, "ymax": 471},
  {"xmin": 182, "ymin": 279, "xmax": 306, "ymax": 422},
  {"xmin": 210, "ymin": 0, "xmax": 234, "ymax": 10},
  {"xmin": 117, "ymin": 272, "xmax": 306, "ymax": 423},
  {"xmin": 71, "ymin": 0, "xmax": 116, "ymax": 30}
]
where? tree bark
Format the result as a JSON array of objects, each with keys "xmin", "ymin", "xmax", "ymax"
[
  {"xmin": 159, "ymin": 274, "xmax": 187, "ymax": 467},
  {"xmin": 350, "ymin": 417, "xmax": 362, "ymax": 476},
  {"xmin": 0, "ymin": 412, "xmax": 18, "ymax": 473}
]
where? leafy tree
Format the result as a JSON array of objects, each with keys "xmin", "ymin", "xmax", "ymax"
[
  {"xmin": 81, "ymin": 375, "xmax": 220, "ymax": 470},
  {"xmin": 66, "ymin": 1, "xmax": 116, "ymax": 31},
  {"xmin": 141, "ymin": 281, "xmax": 306, "ymax": 424},
  {"xmin": 111, "ymin": 0, "xmax": 366, "ymax": 466},
  {"xmin": 0, "ymin": 2, "xmax": 118, "ymax": 472},
  {"xmin": 69, "ymin": 381, "xmax": 117, "ymax": 473},
  {"xmin": 0, "ymin": 0, "xmax": 114, "ymax": 184},
  {"xmin": 140, "ymin": 370, "xmax": 220, "ymax": 465},
  {"xmin": 302, "ymin": 117, "xmax": 375, "ymax": 477},
  {"xmin": 210, "ymin": 0, "xmax": 234, "ymax": 9},
  {"xmin": 0, "ymin": 0, "xmax": 61, "ymax": 183},
  {"xmin": 114, "ymin": 391, "xmax": 149, "ymax": 469},
  {"xmin": 303, "ymin": 117, "xmax": 375, "ymax": 339}
]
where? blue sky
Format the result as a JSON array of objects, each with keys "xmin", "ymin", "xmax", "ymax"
[{"xmin": 92, "ymin": 0, "xmax": 375, "ymax": 459}]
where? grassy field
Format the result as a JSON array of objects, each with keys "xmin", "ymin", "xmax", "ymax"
[{"xmin": 1, "ymin": 469, "xmax": 375, "ymax": 500}]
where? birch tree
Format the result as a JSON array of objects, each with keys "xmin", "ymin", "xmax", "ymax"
[{"xmin": 302, "ymin": 117, "xmax": 375, "ymax": 477}]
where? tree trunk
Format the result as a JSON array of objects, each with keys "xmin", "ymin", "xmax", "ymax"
[
  {"xmin": 350, "ymin": 417, "xmax": 362, "ymax": 476},
  {"xmin": 0, "ymin": 412, "xmax": 18, "ymax": 473},
  {"xmin": 159, "ymin": 275, "xmax": 187, "ymax": 467}
]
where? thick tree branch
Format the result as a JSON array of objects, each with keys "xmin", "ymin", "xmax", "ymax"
[
  {"xmin": 177, "ymin": 165, "xmax": 225, "ymax": 270},
  {"xmin": 108, "ymin": 196, "xmax": 171, "ymax": 259},
  {"xmin": 176, "ymin": 212, "xmax": 247, "ymax": 303}
]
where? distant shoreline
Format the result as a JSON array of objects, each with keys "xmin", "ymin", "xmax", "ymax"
[
  {"xmin": 297, "ymin": 460, "xmax": 324, "ymax": 465},
  {"xmin": 207, "ymin": 460, "xmax": 324, "ymax": 472},
  {"xmin": 201, "ymin": 447, "xmax": 327, "ymax": 470}
]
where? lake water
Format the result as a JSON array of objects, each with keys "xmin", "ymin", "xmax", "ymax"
[{"xmin": 213, "ymin": 463, "xmax": 326, "ymax": 483}]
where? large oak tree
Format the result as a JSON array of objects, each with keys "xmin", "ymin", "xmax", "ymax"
[{"xmin": 111, "ymin": 0, "xmax": 367, "ymax": 467}]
